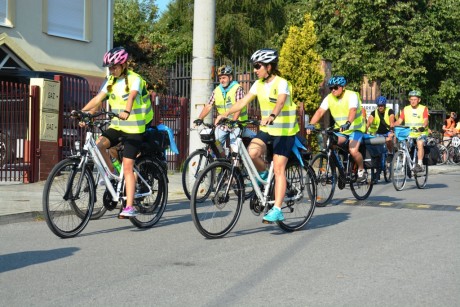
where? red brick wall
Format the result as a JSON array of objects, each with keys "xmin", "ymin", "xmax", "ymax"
[{"xmin": 39, "ymin": 141, "xmax": 59, "ymax": 181}]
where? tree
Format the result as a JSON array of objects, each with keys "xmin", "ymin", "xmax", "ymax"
[
  {"xmin": 279, "ymin": 14, "xmax": 323, "ymax": 114},
  {"xmin": 305, "ymin": 0, "xmax": 460, "ymax": 111}
]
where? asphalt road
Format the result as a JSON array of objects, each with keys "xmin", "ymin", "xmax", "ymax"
[{"xmin": 1, "ymin": 171, "xmax": 459, "ymax": 306}]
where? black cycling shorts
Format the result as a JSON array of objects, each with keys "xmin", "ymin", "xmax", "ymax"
[
  {"xmin": 102, "ymin": 128, "xmax": 144, "ymax": 160},
  {"xmin": 254, "ymin": 131, "xmax": 295, "ymax": 158}
]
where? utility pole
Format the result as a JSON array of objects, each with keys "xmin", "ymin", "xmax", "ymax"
[{"xmin": 189, "ymin": 0, "xmax": 216, "ymax": 155}]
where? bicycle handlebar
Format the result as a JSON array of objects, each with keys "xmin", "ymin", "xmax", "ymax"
[{"xmin": 70, "ymin": 109, "xmax": 119, "ymax": 126}]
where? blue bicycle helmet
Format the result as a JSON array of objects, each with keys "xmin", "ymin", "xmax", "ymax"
[
  {"xmin": 327, "ymin": 76, "xmax": 347, "ymax": 87},
  {"xmin": 376, "ymin": 96, "xmax": 387, "ymax": 106}
]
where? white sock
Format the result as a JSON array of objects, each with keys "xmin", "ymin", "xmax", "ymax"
[
  {"xmin": 418, "ymin": 160, "xmax": 423, "ymax": 165},
  {"xmin": 273, "ymin": 206, "xmax": 281, "ymax": 211},
  {"xmin": 358, "ymin": 169, "xmax": 364, "ymax": 176}
]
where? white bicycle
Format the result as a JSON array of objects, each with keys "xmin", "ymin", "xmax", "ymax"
[
  {"xmin": 190, "ymin": 119, "xmax": 316, "ymax": 239},
  {"xmin": 42, "ymin": 110, "xmax": 168, "ymax": 238}
]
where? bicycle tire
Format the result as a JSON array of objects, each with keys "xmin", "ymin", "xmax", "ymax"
[
  {"xmin": 182, "ymin": 149, "xmax": 214, "ymax": 201},
  {"xmin": 190, "ymin": 161, "xmax": 244, "ymax": 239},
  {"xmin": 42, "ymin": 158, "xmax": 95, "ymax": 238},
  {"xmin": 391, "ymin": 151, "xmax": 407, "ymax": 191},
  {"xmin": 276, "ymin": 161, "xmax": 316, "ymax": 232},
  {"xmin": 448, "ymin": 146, "xmax": 460, "ymax": 165},
  {"xmin": 90, "ymin": 168, "xmax": 109, "ymax": 220},
  {"xmin": 382, "ymin": 153, "xmax": 392, "ymax": 182},
  {"xmin": 349, "ymin": 159, "xmax": 373, "ymax": 200},
  {"xmin": 310, "ymin": 152, "xmax": 336, "ymax": 207},
  {"xmin": 437, "ymin": 145, "xmax": 448, "ymax": 165},
  {"xmin": 414, "ymin": 164, "xmax": 428, "ymax": 189},
  {"xmin": 130, "ymin": 157, "xmax": 168, "ymax": 228}
]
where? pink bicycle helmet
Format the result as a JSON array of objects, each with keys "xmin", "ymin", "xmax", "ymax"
[{"xmin": 103, "ymin": 47, "xmax": 129, "ymax": 67}]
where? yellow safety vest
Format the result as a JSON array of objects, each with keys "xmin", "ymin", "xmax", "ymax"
[
  {"xmin": 368, "ymin": 108, "xmax": 391, "ymax": 135},
  {"xmin": 214, "ymin": 82, "xmax": 248, "ymax": 121},
  {"xmin": 402, "ymin": 104, "xmax": 428, "ymax": 138},
  {"xmin": 108, "ymin": 70, "xmax": 153, "ymax": 134},
  {"xmin": 327, "ymin": 90, "xmax": 365, "ymax": 135},
  {"xmin": 256, "ymin": 76, "xmax": 299, "ymax": 136}
]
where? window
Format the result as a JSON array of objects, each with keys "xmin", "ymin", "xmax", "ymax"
[
  {"xmin": 0, "ymin": 0, "xmax": 15, "ymax": 28},
  {"xmin": 43, "ymin": 0, "xmax": 91, "ymax": 41}
]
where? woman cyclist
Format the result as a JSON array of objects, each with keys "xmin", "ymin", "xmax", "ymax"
[
  {"xmin": 76, "ymin": 47, "xmax": 153, "ymax": 217},
  {"xmin": 215, "ymin": 48, "xmax": 299, "ymax": 223}
]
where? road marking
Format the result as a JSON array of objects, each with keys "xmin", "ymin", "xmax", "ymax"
[{"xmin": 334, "ymin": 198, "xmax": 459, "ymax": 212}]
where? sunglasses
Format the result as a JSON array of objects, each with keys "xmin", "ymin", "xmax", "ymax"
[
  {"xmin": 253, "ymin": 63, "xmax": 263, "ymax": 70},
  {"xmin": 329, "ymin": 86, "xmax": 340, "ymax": 91}
]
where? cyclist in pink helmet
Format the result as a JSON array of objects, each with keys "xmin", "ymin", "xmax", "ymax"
[
  {"xmin": 76, "ymin": 46, "xmax": 153, "ymax": 217},
  {"xmin": 103, "ymin": 47, "xmax": 129, "ymax": 67}
]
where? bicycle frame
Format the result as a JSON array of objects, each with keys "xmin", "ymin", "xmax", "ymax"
[
  {"xmin": 397, "ymin": 137, "xmax": 418, "ymax": 174},
  {"xmin": 71, "ymin": 130, "xmax": 152, "ymax": 204}
]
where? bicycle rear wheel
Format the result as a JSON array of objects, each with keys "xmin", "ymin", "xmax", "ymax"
[
  {"xmin": 383, "ymin": 154, "xmax": 392, "ymax": 182},
  {"xmin": 310, "ymin": 152, "xmax": 336, "ymax": 207},
  {"xmin": 415, "ymin": 164, "xmax": 428, "ymax": 189},
  {"xmin": 90, "ymin": 167, "xmax": 109, "ymax": 220},
  {"xmin": 130, "ymin": 157, "xmax": 168, "ymax": 228},
  {"xmin": 437, "ymin": 145, "xmax": 448, "ymax": 165},
  {"xmin": 190, "ymin": 161, "xmax": 244, "ymax": 239},
  {"xmin": 349, "ymin": 160, "xmax": 373, "ymax": 200},
  {"xmin": 391, "ymin": 151, "xmax": 407, "ymax": 191},
  {"xmin": 277, "ymin": 161, "xmax": 316, "ymax": 232},
  {"xmin": 182, "ymin": 149, "xmax": 213, "ymax": 201},
  {"xmin": 42, "ymin": 158, "xmax": 95, "ymax": 238}
]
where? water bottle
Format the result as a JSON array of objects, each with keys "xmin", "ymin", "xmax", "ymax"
[{"xmin": 111, "ymin": 156, "xmax": 121, "ymax": 174}]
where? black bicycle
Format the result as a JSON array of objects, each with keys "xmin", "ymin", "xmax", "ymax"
[{"xmin": 310, "ymin": 128, "xmax": 384, "ymax": 207}]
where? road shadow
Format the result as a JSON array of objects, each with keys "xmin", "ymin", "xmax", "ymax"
[{"xmin": 0, "ymin": 247, "xmax": 79, "ymax": 273}]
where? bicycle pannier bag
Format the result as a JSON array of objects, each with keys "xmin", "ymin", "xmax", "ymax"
[
  {"xmin": 144, "ymin": 127, "xmax": 170, "ymax": 152},
  {"xmin": 423, "ymin": 144, "xmax": 440, "ymax": 166},
  {"xmin": 360, "ymin": 143, "xmax": 383, "ymax": 169}
]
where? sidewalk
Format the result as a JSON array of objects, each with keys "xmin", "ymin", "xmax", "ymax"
[
  {"xmin": 0, "ymin": 165, "xmax": 459, "ymax": 224},
  {"xmin": 0, "ymin": 171, "xmax": 187, "ymax": 225}
]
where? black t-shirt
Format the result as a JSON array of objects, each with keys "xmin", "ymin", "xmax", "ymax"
[{"xmin": 370, "ymin": 108, "xmax": 395, "ymax": 134}]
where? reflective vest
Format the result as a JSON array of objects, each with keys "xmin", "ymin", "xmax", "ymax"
[
  {"xmin": 108, "ymin": 70, "xmax": 153, "ymax": 134},
  {"xmin": 256, "ymin": 76, "xmax": 299, "ymax": 136},
  {"xmin": 214, "ymin": 82, "xmax": 248, "ymax": 121},
  {"xmin": 368, "ymin": 108, "xmax": 391, "ymax": 135},
  {"xmin": 327, "ymin": 90, "xmax": 365, "ymax": 135},
  {"xmin": 402, "ymin": 104, "xmax": 428, "ymax": 138}
]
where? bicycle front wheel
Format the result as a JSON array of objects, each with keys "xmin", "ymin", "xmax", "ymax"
[
  {"xmin": 310, "ymin": 152, "xmax": 336, "ymax": 207},
  {"xmin": 130, "ymin": 157, "xmax": 168, "ymax": 228},
  {"xmin": 383, "ymin": 154, "xmax": 392, "ymax": 182},
  {"xmin": 391, "ymin": 151, "xmax": 407, "ymax": 191},
  {"xmin": 190, "ymin": 161, "xmax": 244, "ymax": 239},
  {"xmin": 42, "ymin": 158, "xmax": 95, "ymax": 238},
  {"xmin": 349, "ymin": 160, "xmax": 373, "ymax": 200},
  {"xmin": 277, "ymin": 161, "xmax": 316, "ymax": 232},
  {"xmin": 415, "ymin": 164, "xmax": 428, "ymax": 189},
  {"xmin": 182, "ymin": 149, "xmax": 213, "ymax": 200}
]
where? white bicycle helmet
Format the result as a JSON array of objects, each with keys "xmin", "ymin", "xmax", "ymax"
[{"xmin": 250, "ymin": 49, "xmax": 278, "ymax": 64}]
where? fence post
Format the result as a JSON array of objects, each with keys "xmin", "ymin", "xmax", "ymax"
[
  {"xmin": 29, "ymin": 86, "xmax": 40, "ymax": 183},
  {"xmin": 179, "ymin": 97, "xmax": 189, "ymax": 170}
]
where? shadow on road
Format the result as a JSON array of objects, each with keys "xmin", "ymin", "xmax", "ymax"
[{"xmin": 0, "ymin": 247, "xmax": 79, "ymax": 273}]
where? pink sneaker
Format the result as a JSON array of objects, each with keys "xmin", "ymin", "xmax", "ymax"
[{"xmin": 119, "ymin": 206, "xmax": 138, "ymax": 217}]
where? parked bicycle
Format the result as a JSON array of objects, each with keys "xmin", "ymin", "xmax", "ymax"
[
  {"xmin": 189, "ymin": 119, "xmax": 316, "ymax": 239},
  {"xmin": 309, "ymin": 128, "xmax": 383, "ymax": 207},
  {"xmin": 182, "ymin": 122, "xmax": 254, "ymax": 201},
  {"xmin": 391, "ymin": 126, "xmax": 428, "ymax": 191},
  {"xmin": 42, "ymin": 110, "xmax": 168, "ymax": 238}
]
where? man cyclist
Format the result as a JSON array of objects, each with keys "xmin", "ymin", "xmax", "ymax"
[
  {"xmin": 394, "ymin": 90, "xmax": 429, "ymax": 173},
  {"xmin": 307, "ymin": 76, "xmax": 367, "ymax": 182},
  {"xmin": 366, "ymin": 95, "xmax": 395, "ymax": 182},
  {"xmin": 194, "ymin": 65, "xmax": 254, "ymax": 147}
]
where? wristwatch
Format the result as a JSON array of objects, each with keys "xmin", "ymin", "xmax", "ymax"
[{"xmin": 269, "ymin": 113, "xmax": 277, "ymax": 120}]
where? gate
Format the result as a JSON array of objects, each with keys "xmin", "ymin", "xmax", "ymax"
[{"xmin": 0, "ymin": 81, "xmax": 40, "ymax": 183}]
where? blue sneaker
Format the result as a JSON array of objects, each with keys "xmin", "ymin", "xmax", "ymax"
[
  {"xmin": 257, "ymin": 170, "xmax": 269, "ymax": 186},
  {"xmin": 263, "ymin": 207, "xmax": 284, "ymax": 223}
]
